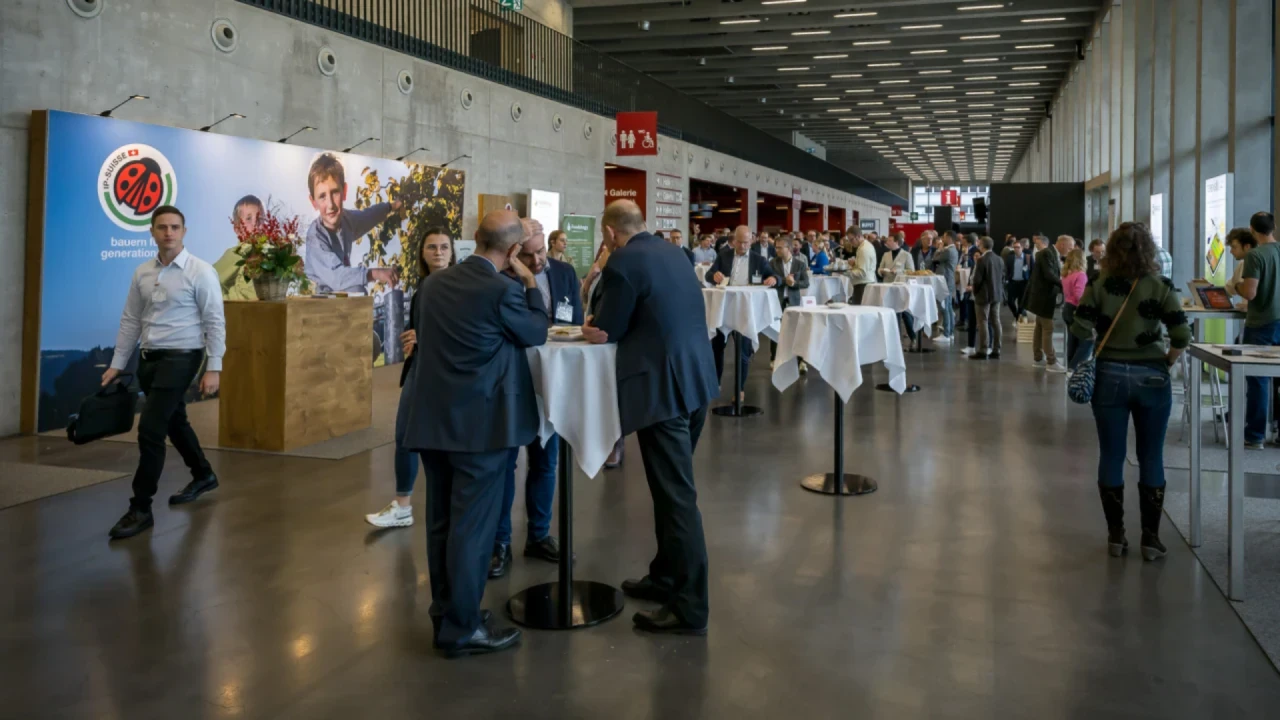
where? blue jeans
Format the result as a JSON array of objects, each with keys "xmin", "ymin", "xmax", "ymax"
[
  {"xmin": 393, "ymin": 384, "xmax": 419, "ymax": 496},
  {"xmin": 939, "ymin": 296, "xmax": 955, "ymax": 337},
  {"xmin": 495, "ymin": 436, "xmax": 559, "ymax": 546},
  {"xmin": 901, "ymin": 311, "xmax": 917, "ymax": 342},
  {"xmin": 1243, "ymin": 321, "xmax": 1280, "ymax": 442},
  {"xmin": 1091, "ymin": 361, "xmax": 1173, "ymax": 489}
]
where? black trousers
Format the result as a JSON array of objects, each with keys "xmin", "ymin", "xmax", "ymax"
[
  {"xmin": 963, "ymin": 296, "xmax": 978, "ymax": 348},
  {"xmin": 852, "ymin": 283, "xmax": 868, "ymax": 304},
  {"xmin": 1007, "ymin": 280, "xmax": 1027, "ymax": 317},
  {"xmin": 635, "ymin": 405, "xmax": 710, "ymax": 627},
  {"xmin": 130, "ymin": 351, "xmax": 212, "ymax": 512},
  {"xmin": 420, "ymin": 447, "xmax": 510, "ymax": 648},
  {"xmin": 711, "ymin": 332, "xmax": 753, "ymax": 395}
]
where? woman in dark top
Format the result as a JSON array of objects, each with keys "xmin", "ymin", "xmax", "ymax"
[
  {"xmin": 1069, "ymin": 222, "xmax": 1191, "ymax": 560},
  {"xmin": 366, "ymin": 227, "xmax": 455, "ymax": 527}
]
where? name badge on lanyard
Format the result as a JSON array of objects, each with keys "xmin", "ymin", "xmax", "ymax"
[
  {"xmin": 151, "ymin": 281, "xmax": 168, "ymax": 304},
  {"xmin": 555, "ymin": 296, "xmax": 574, "ymax": 323}
]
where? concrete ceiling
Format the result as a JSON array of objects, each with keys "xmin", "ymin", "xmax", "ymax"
[{"xmin": 571, "ymin": 0, "xmax": 1106, "ymax": 186}]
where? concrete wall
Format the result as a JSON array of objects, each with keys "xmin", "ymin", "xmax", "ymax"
[
  {"xmin": 1010, "ymin": 0, "xmax": 1278, "ymax": 287},
  {"xmin": 0, "ymin": 0, "xmax": 888, "ymax": 437}
]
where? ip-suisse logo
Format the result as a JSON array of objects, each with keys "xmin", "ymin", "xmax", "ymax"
[{"xmin": 98, "ymin": 144, "xmax": 178, "ymax": 230}]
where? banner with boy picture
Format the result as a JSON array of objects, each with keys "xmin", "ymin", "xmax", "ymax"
[{"xmin": 32, "ymin": 110, "xmax": 464, "ymax": 432}]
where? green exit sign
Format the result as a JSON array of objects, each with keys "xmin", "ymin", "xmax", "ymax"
[{"xmin": 500, "ymin": 0, "xmax": 524, "ymax": 10}]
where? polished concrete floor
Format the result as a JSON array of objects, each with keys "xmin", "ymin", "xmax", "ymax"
[{"xmin": 3, "ymin": 339, "xmax": 1279, "ymax": 719}]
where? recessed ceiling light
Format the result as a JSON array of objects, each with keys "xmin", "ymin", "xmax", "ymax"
[
  {"xmin": 721, "ymin": 18, "xmax": 761, "ymax": 25},
  {"xmin": 792, "ymin": 30, "xmax": 831, "ymax": 36},
  {"xmin": 911, "ymin": 49, "xmax": 948, "ymax": 55},
  {"xmin": 938, "ymin": 119, "xmax": 961, "ymax": 124},
  {"xmin": 868, "ymin": 62, "xmax": 902, "ymax": 67},
  {"xmin": 880, "ymin": 79, "xmax": 910, "ymax": 84},
  {"xmin": 889, "ymin": 94, "xmax": 917, "ymax": 98},
  {"xmin": 970, "ymin": 103, "xmax": 994, "ymax": 107},
  {"xmin": 835, "ymin": 11, "xmax": 877, "ymax": 18},
  {"xmin": 971, "ymin": 114, "xmax": 993, "ymax": 118},
  {"xmin": 753, "ymin": 46, "xmax": 789, "ymax": 51},
  {"xmin": 1009, "ymin": 82, "xmax": 1041, "ymax": 87},
  {"xmin": 762, "ymin": 0, "xmax": 806, "ymax": 4},
  {"xmin": 778, "ymin": 66, "xmax": 811, "ymax": 71},
  {"xmin": 866, "ymin": 112, "xmax": 891, "ymax": 116},
  {"xmin": 925, "ymin": 85, "xmax": 954, "ymax": 90},
  {"xmin": 1014, "ymin": 65, "xmax": 1048, "ymax": 70},
  {"xmin": 961, "ymin": 34, "xmax": 1002, "ymax": 40},
  {"xmin": 831, "ymin": 73, "xmax": 863, "ymax": 78},
  {"xmin": 847, "ymin": 125, "xmax": 870, "ymax": 129},
  {"xmin": 901, "ymin": 24, "xmax": 943, "ymax": 30},
  {"xmin": 919, "ymin": 70, "xmax": 952, "ymax": 75},
  {"xmin": 1005, "ymin": 107, "xmax": 1031, "ymax": 111},
  {"xmin": 858, "ymin": 101, "xmax": 884, "ymax": 106},
  {"xmin": 826, "ymin": 107, "xmax": 854, "ymax": 112},
  {"xmin": 798, "ymin": 83, "xmax": 827, "ymax": 87},
  {"xmin": 966, "ymin": 91, "xmax": 995, "ymax": 95},
  {"xmin": 964, "ymin": 57, "xmax": 1000, "ymax": 63},
  {"xmin": 874, "ymin": 121, "xmax": 898, "ymax": 125},
  {"xmin": 853, "ymin": 40, "xmax": 891, "ymax": 46},
  {"xmin": 903, "ymin": 116, "xmax": 927, "ymax": 120},
  {"xmin": 1022, "ymin": 16, "xmax": 1067, "ymax": 23},
  {"xmin": 813, "ymin": 96, "xmax": 840, "ymax": 100},
  {"xmin": 966, "ymin": 76, "xmax": 998, "ymax": 81},
  {"xmin": 900, "ymin": 106, "xmax": 922, "ymax": 110},
  {"xmin": 814, "ymin": 54, "xmax": 850, "ymax": 59},
  {"xmin": 928, "ymin": 99, "xmax": 957, "ymax": 103},
  {"xmin": 845, "ymin": 88, "xmax": 874, "ymax": 93},
  {"xmin": 1007, "ymin": 95, "xmax": 1036, "ymax": 100},
  {"xmin": 959, "ymin": 3, "xmax": 1006, "ymax": 10},
  {"xmin": 1015, "ymin": 43, "xmax": 1055, "ymax": 49},
  {"xmin": 934, "ymin": 110, "xmax": 959, "ymax": 114}
]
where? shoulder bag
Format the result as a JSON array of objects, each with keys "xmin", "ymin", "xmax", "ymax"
[{"xmin": 1067, "ymin": 280, "xmax": 1138, "ymax": 405}]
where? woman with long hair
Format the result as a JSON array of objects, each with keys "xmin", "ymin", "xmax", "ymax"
[
  {"xmin": 365, "ymin": 227, "xmax": 456, "ymax": 527},
  {"xmin": 1061, "ymin": 248, "xmax": 1088, "ymax": 370},
  {"xmin": 1069, "ymin": 222, "xmax": 1190, "ymax": 560}
]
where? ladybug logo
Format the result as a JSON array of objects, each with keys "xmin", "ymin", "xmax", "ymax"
[{"xmin": 98, "ymin": 144, "xmax": 178, "ymax": 230}]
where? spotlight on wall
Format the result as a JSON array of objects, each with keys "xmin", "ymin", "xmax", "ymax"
[
  {"xmin": 638, "ymin": 20, "xmax": 650, "ymax": 31},
  {"xmin": 199, "ymin": 113, "xmax": 245, "ymax": 131},
  {"xmin": 726, "ymin": 76, "xmax": 735, "ymax": 84},
  {"xmin": 698, "ymin": 57, "xmax": 707, "ymax": 66},
  {"xmin": 278, "ymin": 125, "xmax": 315, "ymax": 143},
  {"xmin": 100, "ymin": 95, "xmax": 148, "ymax": 117},
  {"xmin": 343, "ymin": 137, "xmax": 379, "ymax": 153},
  {"xmin": 396, "ymin": 147, "xmax": 430, "ymax": 162},
  {"xmin": 441, "ymin": 154, "xmax": 472, "ymax": 168}
]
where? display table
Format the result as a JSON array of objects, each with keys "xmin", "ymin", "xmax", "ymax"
[
  {"xmin": 802, "ymin": 275, "xmax": 853, "ymax": 304},
  {"xmin": 772, "ymin": 306, "xmax": 907, "ymax": 495},
  {"xmin": 906, "ymin": 273, "xmax": 949, "ymax": 303},
  {"xmin": 694, "ymin": 262, "xmax": 712, "ymax": 287},
  {"xmin": 219, "ymin": 297, "xmax": 372, "ymax": 451},
  {"xmin": 1186, "ymin": 342, "xmax": 1280, "ymax": 601},
  {"xmin": 1178, "ymin": 308, "xmax": 1245, "ymax": 444},
  {"xmin": 861, "ymin": 283, "xmax": 935, "ymax": 391},
  {"xmin": 507, "ymin": 340, "xmax": 624, "ymax": 629},
  {"xmin": 703, "ymin": 286, "xmax": 783, "ymax": 418}
]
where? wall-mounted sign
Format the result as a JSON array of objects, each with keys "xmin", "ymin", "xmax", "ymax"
[
  {"xmin": 561, "ymin": 214, "xmax": 595, "ymax": 278},
  {"xmin": 791, "ymin": 187, "xmax": 801, "ymax": 212},
  {"xmin": 529, "ymin": 188, "xmax": 560, "ymax": 239},
  {"xmin": 891, "ymin": 205, "xmax": 904, "ymax": 217},
  {"xmin": 910, "ymin": 211, "xmax": 919, "ymax": 221},
  {"xmin": 655, "ymin": 173, "xmax": 681, "ymax": 190},
  {"xmin": 653, "ymin": 216, "xmax": 680, "ymax": 231},
  {"xmin": 615, "ymin": 112, "xmax": 658, "ymax": 156},
  {"xmin": 1150, "ymin": 192, "xmax": 1165, "ymax": 249},
  {"xmin": 655, "ymin": 189, "xmax": 682, "ymax": 204},
  {"xmin": 499, "ymin": 0, "xmax": 524, "ymax": 10},
  {"xmin": 860, "ymin": 219, "xmax": 878, "ymax": 232},
  {"xmin": 1203, "ymin": 174, "xmax": 1231, "ymax": 286},
  {"xmin": 940, "ymin": 189, "xmax": 960, "ymax": 206}
]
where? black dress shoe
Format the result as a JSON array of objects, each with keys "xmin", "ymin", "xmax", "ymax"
[
  {"xmin": 524, "ymin": 535, "xmax": 576, "ymax": 564},
  {"xmin": 432, "ymin": 610, "xmax": 492, "ymax": 648},
  {"xmin": 621, "ymin": 576, "xmax": 672, "ymax": 603},
  {"xmin": 170, "ymin": 474, "xmax": 219, "ymax": 505},
  {"xmin": 968, "ymin": 353, "xmax": 988, "ymax": 360},
  {"xmin": 632, "ymin": 607, "xmax": 706, "ymax": 636},
  {"xmin": 989, "ymin": 352, "xmax": 1001, "ymax": 360},
  {"xmin": 443, "ymin": 623, "xmax": 522, "ymax": 658},
  {"xmin": 488, "ymin": 543, "xmax": 512, "ymax": 579},
  {"xmin": 109, "ymin": 508, "xmax": 154, "ymax": 539}
]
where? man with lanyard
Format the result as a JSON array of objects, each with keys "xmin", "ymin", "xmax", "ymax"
[
  {"xmin": 1234, "ymin": 212, "xmax": 1280, "ymax": 449},
  {"xmin": 102, "ymin": 205, "xmax": 225, "ymax": 539}
]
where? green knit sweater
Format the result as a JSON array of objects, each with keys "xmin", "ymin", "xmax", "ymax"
[{"xmin": 1069, "ymin": 272, "xmax": 1191, "ymax": 362}]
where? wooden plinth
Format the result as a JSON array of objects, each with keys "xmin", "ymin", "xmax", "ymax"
[{"xmin": 219, "ymin": 297, "xmax": 373, "ymax": 452}]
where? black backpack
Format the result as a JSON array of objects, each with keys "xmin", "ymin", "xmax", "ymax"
[{"xmin": 66, "ymin": 375, "xmax": 138, "ymax": 445}]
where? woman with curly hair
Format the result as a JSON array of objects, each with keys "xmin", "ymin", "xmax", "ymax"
[{"xmin": 1069, "ymin": 222, "xmax": 1191, "ymax": 561}]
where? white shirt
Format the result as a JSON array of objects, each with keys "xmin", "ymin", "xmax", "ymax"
[
  {"xmin": 730, "ymin": 252, "xmax": 752, "ymax": 286},
  {"xmin": 850, "ymin": 241, "xmax": 878, "ymax": 285},
  {"xmin": 111, "ymin": 248, "xmax": 227, "ymax": 372},
  {"xmin": 534, "ymin": 268, "xmax": 552, "ymax": 317}
]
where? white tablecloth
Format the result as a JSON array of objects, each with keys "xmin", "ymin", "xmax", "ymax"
[
  {"xmin": 956, "ymin": 267, "xmax": 971, "ymax": 295},
  {"xmin": 771, "ymin": 306, "xmax": 907, "ymax": 401},
  {"xmin": 907, "ymin": 274, "xmax": 949, "ymax": 302},
  {"xmin": 526, "ymin": 341, "xmax": 621, "ymax": 477},
  {"xmin": 694, "ymin": 263, "xmax": 712, "ymax": 287},
  {"xmin": 801, "ymin": 275, "xmax": 853, "ymax": 304},
  {"xmin": 860, "ymin": 283, "xmax": 939, "ymax": 332},
  {"xmin": 703, "ymin": 286, "xmax": 784, "ymax": 349}
]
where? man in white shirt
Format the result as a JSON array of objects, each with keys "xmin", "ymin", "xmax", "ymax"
[
  {"xmin": 691, "ymin": 234, "xmax": 718, "ymax": 264},
  {"xmin": 705, "ymin": 226, "xmax": 778, "ymax": 400},
  {"xmin": 847, "ymin": 229, "xmax": 878, "ymax": 304},
  {"xmin": 102, "ymin": 205, "xmax": 226, "ymax": 539}
]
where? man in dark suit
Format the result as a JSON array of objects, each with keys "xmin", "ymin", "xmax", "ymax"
[
  {"xmin": 968, "ymin": 236, "xmax": 1005, "ymax": 360},
  {"xmin": 1022, "ymin": 234, "xmax": 1065, "ymax": 371},
  {"xmin": 750, "ymin": 231, "xmax": 776, "ymax": 263},
  {"xmin": 402, "ymin": 210, "xmax": 548, "ymax": 657},
  {"xmin": 768, "ymin": 235, "xmax": 809, "ymax": 362},
  {"xmin": 488, "ymin": 218, "xmax": 584, "ymax": 579},
  {"xmin": 582, "ymin": 200, "xmax": 719, "ymax": 634},
  {"xmin": 669, "ymin": 228, "xmax": 695, "ymax": 265},
  {"xmin": 705, "ymin": 225, "xmax": 778, "ymax": 401},
  {"xmin": 1004, "ymin": 239, "xmax": 1033, "ymax": 319}
]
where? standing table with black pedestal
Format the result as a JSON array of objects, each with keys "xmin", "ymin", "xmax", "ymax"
[
  {"xmin": 771, "ymin": 305, "xmax": 908, "ymax": 495},
  {"xmin": 702, "ymin": 286, "xmax": 783, "ymax": 418},
  {"xmin": 507, "ymin": 339, "xmax": 625, "ymax": 629}
]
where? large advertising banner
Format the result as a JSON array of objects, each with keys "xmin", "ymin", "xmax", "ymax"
[
  {"xmin": 34, "ymin": 111, "xmax": 464, "ymax": 432},
  {"xmin": 560, "ymin": 215, "xmax": 597, "ymax": 277}
]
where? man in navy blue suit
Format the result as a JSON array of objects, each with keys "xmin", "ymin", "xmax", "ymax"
[
  {"xmin": 705, "ymin": 226, "xmax": 778, "ymax": 402},
  {"xmin": 402, "ymin": 210, "xmax": 548, "ymax": 657},
  {"xmin": 488, "ymin": 218, "xmax": 584, "ymax": 578},
  {"xmin": 583, "ymin": 200, "xmax": 720, "ymax": 634}
]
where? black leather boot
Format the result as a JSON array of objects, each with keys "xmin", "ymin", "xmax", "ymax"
[
  {"xmin": 1138, "ymin": 485, "xmax": 1168, "ymax": 562},
  {"xmin": 1098, "ymin": 485, "xmax": 1128, "ymax": 557}
]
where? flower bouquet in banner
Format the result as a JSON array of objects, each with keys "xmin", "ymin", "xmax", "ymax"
[{"xmin": 232, "ymin": 207, "xmax": 311, "ymax": 301}]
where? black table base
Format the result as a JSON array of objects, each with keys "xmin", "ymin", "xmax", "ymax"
[
  {"xmin": 712, "ymin": 333, "xmax": 763, "ymax": 418},
  {"xmin": 876, "ymin": 382, "xmax": 921, "ymax": 393},
  {"xmin": 507, "ymin": 437, "xmax": 624, "ymax": 630},
  {"xmin": 800, "ymin": 391, "xmax": 879, "ymax": 496}
]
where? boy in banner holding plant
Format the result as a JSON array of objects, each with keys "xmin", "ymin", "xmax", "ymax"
[
  {"xmin": 213, "ymin": 195, "xmax": 264, "ymax": 301},
  {"xmin": 303, "ymin": 152, "xmax": 401, "ymax": 294}
]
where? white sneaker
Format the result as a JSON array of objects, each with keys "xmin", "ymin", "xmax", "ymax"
[
  {"xmin": 1032, "ymin": 359, "xmax": 1046, "ymax": 368},
  {"xmin": 932, "ymin": 335, "xmax": 953, "ymax": 346},
  {"xmin": 365, "ymin": 502, "xmax": 413, "ymax": 528},
  {"xmin": 1047, "ymin": 362, "xmax": 1068, "ymax": 374},
  {"xmin": 961, "ymin": 347, "xmax": 975, "ymax": 356}
]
